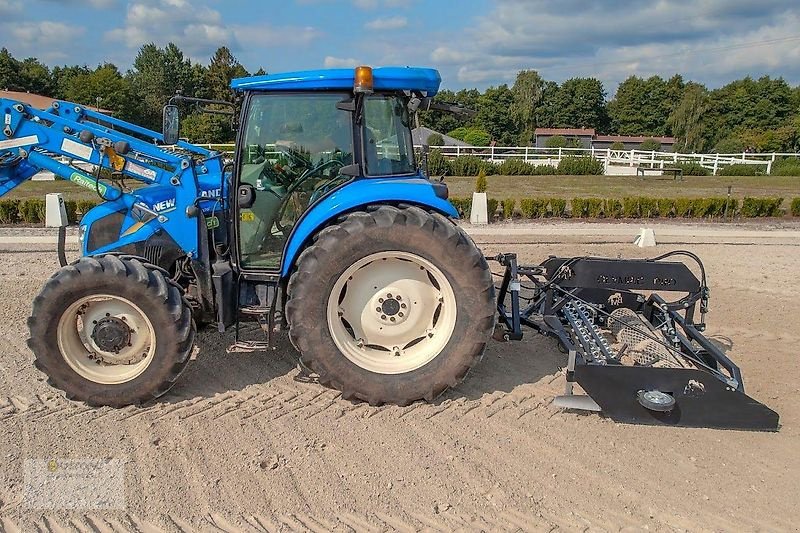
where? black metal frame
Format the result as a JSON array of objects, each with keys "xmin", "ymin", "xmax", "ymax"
[{"xmin": 491, "ymin": 253, "xmax": 779, "ymax": 431}]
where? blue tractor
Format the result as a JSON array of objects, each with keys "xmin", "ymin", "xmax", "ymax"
[
  {"xmin": 1, "ymin": 66, "xmax": 495, "ymax": 407},
  {"xmin": 0, "ymin": 66, "xmax": 779, "ymax": 429}
]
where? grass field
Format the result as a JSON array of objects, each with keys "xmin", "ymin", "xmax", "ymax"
[
  {"xmin": 446, "ymin": 174, "xmax": 800, "ymax": 200},
  {"xmin": 6, "ymin": 180, "xmax": 130, "ymax": 202},
  {"xmin": 7, "ymin": 174, "xmax": 800, "ymax": 204}
]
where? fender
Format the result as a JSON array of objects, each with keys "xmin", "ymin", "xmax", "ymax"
[{"xmin": 280, "ymin": 176, "xmax": 458, "ymax": 277}]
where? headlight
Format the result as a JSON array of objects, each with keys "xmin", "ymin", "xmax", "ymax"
[{"xmin": 78, "ymin": 224, "xmax": 87, "ymax": 244}]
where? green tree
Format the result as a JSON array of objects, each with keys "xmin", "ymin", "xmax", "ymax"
[
  {"xmin": 511, "ymin": 70, "xmax": 545, "ymax": 144},
  {"xmin": 544, "ymin": 135, "xmax": 567, "ymax": 148},
  {"xmin": 0, "ymin": 48, "xmax": 21, "ymax": 91},
  {"xmin": 608, "ymin": 75, "xmax": 684, "ymax": 136},
  {"xmin": 64, "ymin": 64, "xmax": 133, "ymax": 119},
  {"xmin": 127, "ymin": 42, "xmax": 198, "ymax": 130},
  {"xmin": 181, "ymin": 111, "xmax": 233, "ymax": 143},
  {"xmin": 704, "ymin": 76, "xmax": 793, "ymax": 148},
  {"xmin": 548, "ymin": 78, "xmax": 608, "ymax": 131},
  {"xmin": 639, "ymin": 138, "xmax": 662, "ymax": 151},
  {"xmin": 19, "ymin": 58, "xmax": 53, "ymax": 96},
  {"xmin": 420, "ymin": 88, "xmax": 480, "ymax": 133},
  {"xmin": 426, "ymin": 132, "xmax": 444, "ymax": 146},
  {"xmin": 668, "ymin": 83, "xmax": 710, "ymax": 152},
  {"xmin": 205, "ymin": 46, "xmax": 249, "ymax": 101},
  {"xmin": 476, "ymin": 84, "xmax": 516, "ymax": 144},
  {"xmin": 52, "ymin": 65, "xmax": 92, "ymax": 99}
]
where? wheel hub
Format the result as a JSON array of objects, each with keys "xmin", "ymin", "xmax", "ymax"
[
  {"xmin": 374, "ymin": 291, "xmax": 409, "ymax": 325},
  {"xmin": 91, "ymin": 316, "xmax": 131, "ymax": 353}
]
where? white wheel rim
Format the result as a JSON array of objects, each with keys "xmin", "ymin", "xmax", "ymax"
[
  {"xmin": 56, "ymin": 294, "xmax": 156, "ymax": 385},
  {"xmin": 327, "ymin": 251, "xmax": 457, "ymax": 374}
]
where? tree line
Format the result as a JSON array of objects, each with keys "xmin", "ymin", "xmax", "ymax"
[
  {"xmin": 0, "ymin": 44, "xmax": 262, "ymax": 143},
  {"xmin": 424, "ymin": 71, "xmax": 800, "ymax": 153},
  {"xmin": 1, "ymin": 44, "xmax": 798, "ymax": 152}
]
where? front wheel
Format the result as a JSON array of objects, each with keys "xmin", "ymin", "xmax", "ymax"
[
  {"xmin": 28, "ymin": 256, "xmax": 195, "ymax": 407},
  {"xmin": 286, "ymin": 205, "xmax": 495, "ymax": 405}
]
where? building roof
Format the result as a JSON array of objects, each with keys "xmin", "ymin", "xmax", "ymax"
[
  {"xmin": 0, "ymin": 90, "xmax": 112, "ymax": 113},
  {"xmin": 595, "ymin": 135, "xmax": 675, "ymax": 143},
  {"xmin": 412, "ymin": 126, "xmax": 470, "ymax": 147},
  {"xmin": 231, "ymin": 67, "xmax": 442, "ymax": 96},
  {"xmin": 534, "ymin": 128, "xmax": 596, "ymax": 136}
]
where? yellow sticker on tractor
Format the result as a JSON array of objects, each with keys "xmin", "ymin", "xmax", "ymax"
[{"xmin": 240, "ymin": 211, "xmax": 255, "ymax": 222}]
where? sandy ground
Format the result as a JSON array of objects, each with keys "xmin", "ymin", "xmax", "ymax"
[{"xmin": 1, "ymin": 221, "xmax": 799, "ymax": 532}]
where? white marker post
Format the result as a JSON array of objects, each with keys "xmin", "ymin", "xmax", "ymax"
[{"xmin": 470, "ymin": 192, "xmax": 488, "ymax": 225}]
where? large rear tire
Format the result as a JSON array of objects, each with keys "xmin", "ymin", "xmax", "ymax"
[
  {"xmin": 28, "ymin": 255, "xmax": 195, "ymax": 407},
  {"xmin": 286, "ymin": 205, "xmax": 494, "ymax": 405}
]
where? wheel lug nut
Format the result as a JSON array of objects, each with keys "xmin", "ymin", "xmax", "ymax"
[
  {"xmin": 399, "ymin": 312, "xmax": 404, "ymax": 317},
  {"xmin": 381, "ymin": 315, "xmax": 386, "ymax": 320},
  {"xmin": 400, "ymin": 303, "xmax": 406, "ymax": 309},
  {"xmin": 387, "ymin": 293, "xmax": 392, "ymax": 298},
  {"xmin": 379, "ymin": 298, "xmax": 384, "ymax": 303},
  {"xmin": 376, "ymin": 307, "xmax": 381, "ymax": 312},
  {"xmin": 390, "ymin": 317, "xmax": 396, "ymax": 322},
  {"xmin": 396, "ymin": 295, "xmax": 401, "ymax": 301}
]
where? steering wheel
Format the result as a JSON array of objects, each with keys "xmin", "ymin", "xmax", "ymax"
[
  {"xmin": 275, "ymin": 143, "xmax": 313, "ymax": 170},
  {"xmin": 272, "ymin": 158, "xmax": 346, "ymax": 234}
]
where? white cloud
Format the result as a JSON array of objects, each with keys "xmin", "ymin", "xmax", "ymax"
[
  {"xmin": 365, "ymin": 16, "xmax": 407, "ymax": 30},
  {"xmin": 324, "ymin": 56, "xmax": 362, "ymax": 68},
  {"xmin": 0, "ymin": 0, "xmax": 20, "ymax": 16},
  {"xmin": 105, "ymin": 0, "xmax": 320, "ymax": 63},
  {"xmin": 1, "ymin": 20, "xmax": 83, "ymax": 62},
  {"xmin": 426, "ymin": 0, "xmax": 800, "ymax": 89},
  {"xmin": 233, "ymin": 25, "xmax": 321, "ymax": 48}
]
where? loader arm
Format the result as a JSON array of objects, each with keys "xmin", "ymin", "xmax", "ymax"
[{"xmin": 0, "ymin": 98, "xmax": 228, "ymax": 258}]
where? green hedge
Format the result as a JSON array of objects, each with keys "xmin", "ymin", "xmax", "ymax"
[
  {"xmin": 492, "ymin": 196, "xmax": 772, "ymax": 220},
  {"xmin": 557, "ymin": 156, "xmax": 604, "ymax": 175},
  {"xmin": 0, "ymin": 198, "xmax": 98, "ymax": 224},
  {"xmin": 0, "ymin": 199, "xmax": 20, "ymax": 223},
  {"xmin": 740, "ymin": 196, "xmax": 783, "ymax": 217},
  {"xmin": 771, "ymin": 158, "xmax": 800, "ymax": 176},
  {"xmin": 791, "ymin": 198, "xmax": 800, "ymax": 216},
  {"xmin": 719, "ymin": 164, "xmax": 760, "ymax": 176},
  {"xmin": 675, "ymin": 162, "xmax": 710, "ymax": 176}
]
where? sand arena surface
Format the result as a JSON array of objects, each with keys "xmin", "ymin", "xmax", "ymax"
[{"xmin": 0, "ymin": 221, "xmax": 798, "ymax": 532}]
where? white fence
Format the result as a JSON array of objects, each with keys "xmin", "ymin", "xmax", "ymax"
[{"xmin": 196, "ymin": 144, "xmax": 799, "ymax": 176}]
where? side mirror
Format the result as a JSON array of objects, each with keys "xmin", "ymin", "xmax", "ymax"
[
  {"xmin": 238, "ymin": 184, "xmax": 256, "ymax": 209},
  {"xmin": 162, "ymin": 104, "xmax": 180, "ymax": 145}
]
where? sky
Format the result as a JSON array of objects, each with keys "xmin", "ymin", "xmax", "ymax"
[{"xmin": 1, "ymin": 0, "xmax": 799, "ymax": 94}]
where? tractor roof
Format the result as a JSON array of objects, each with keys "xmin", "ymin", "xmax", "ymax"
[{"xmin": 230, "ymin": 67, "xmax": 441, "ymax": 96}]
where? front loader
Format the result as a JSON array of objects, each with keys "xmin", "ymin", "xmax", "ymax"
[{"xmin": 0, "ymin": 66, "xmax": 778, "ymax": 430}]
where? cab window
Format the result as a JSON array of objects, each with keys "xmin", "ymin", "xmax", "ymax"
[
  {"xmin": 363, "ymin": 95, "xmax": 415, "ymax": 176},
  {"xmin": 238, "ymin": 92, "xmax": 353, "ymax": 269}
]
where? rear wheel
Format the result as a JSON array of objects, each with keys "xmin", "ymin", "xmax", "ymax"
[
  {"xmin": 286, "ymin": 205, "xmax": 494, "ymax": 405},
  {"xmin": 28, "ymin": 256, "xmax": 195, "ymax": 407}
]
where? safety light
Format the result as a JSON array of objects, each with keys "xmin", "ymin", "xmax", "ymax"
[{"xmin": 354, "ymin": 66, "xmax": 374, "ymax": 93}]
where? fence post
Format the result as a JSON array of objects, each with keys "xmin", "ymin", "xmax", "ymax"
[
  {"xmin": 558, "ymin": 147, "xmax": 562, "ymax": 160},
  {"xmin": 766, "ymin": 160, "xmax": 772, "ymax": 174},
  {"xmin": 491, "ymin": 145, "xmax": 495, "ymax": 161},
  {"xmin": 630, "ymin": 149, "xmax": 635, "ymax": 167},
  {"xmin": 713, "ymin": 154, "xmax": 719, "ymax": 175},
  {"xmin": 525, "ymin": 146, "xmax": 529, "ymax": 162}
]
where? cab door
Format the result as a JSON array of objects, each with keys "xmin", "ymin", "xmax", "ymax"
[{"xmin": 234, "ymin": 92, "xmax": 354, "ymax": 270}]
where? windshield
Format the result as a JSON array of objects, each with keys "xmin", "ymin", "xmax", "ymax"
[{"xmin": 363, "ymin": 95, "xmax": 416, "ymax": 176}]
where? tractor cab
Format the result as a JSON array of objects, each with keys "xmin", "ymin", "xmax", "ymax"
[{"xmin": 229, "ymin": 66, "xmax": 435, "ymax": 271}]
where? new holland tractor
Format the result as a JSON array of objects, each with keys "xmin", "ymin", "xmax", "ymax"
[{"xmin": 0, "ymin": 66, "xmax": 779, "ymax": 430}]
